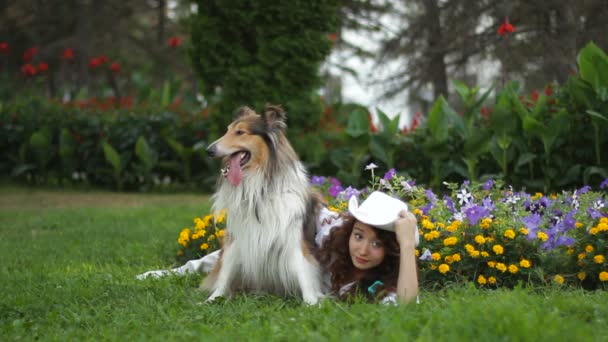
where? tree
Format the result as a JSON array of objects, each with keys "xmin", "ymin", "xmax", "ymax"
[{"xmin": 189, "ymin": 0, "xmax": 340, "ymax": 138}]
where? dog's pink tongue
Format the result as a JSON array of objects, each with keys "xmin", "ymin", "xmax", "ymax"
[{"xmin": 227, "ymin": 154, "xmax": 243, "ymax": 186}]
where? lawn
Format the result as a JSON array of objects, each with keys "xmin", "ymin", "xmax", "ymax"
[{"xmin": 1, "ymin": 185, "xmax": 607, "ymax": 341}]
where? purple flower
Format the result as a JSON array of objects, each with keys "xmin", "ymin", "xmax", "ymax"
[
  {"xmin": 600, "ymin": 178, "xmax": 608, "ymax": 189},
  {"xmin": 311, "ymin": 175, "xmax": 326, "ymax": 186},
  {"xmin": 588, "ymin": 207, "xmax": 603, "ymax": 220},
  {"xmin": 426, "ymin": 189, "xmax": 437, "ymax": 204},
  {"xmin": 562, "ymin": 210, "xmax": 577, "ymax": 231},
  {"xmin": 482, "ymin": 196, "xmax": 495, "ymax": 212},
  {"xmin": 383, "ymin": 168, "xmax": 397, "ymax": 180},
  {"xmin": 329, "ymin": 184, "xmax": 343, "ymax": 198},
  {"xmin": 462, "ymin": 180, "xmax": 470, "ymax": 187},
  {"xmin": 340, "ymin": 186, "xmax": 361, "ymax": 201},
  {"xmin": 577, "ymin": 185, "xmax": 591, "ymax": 195},
  {"xmin": 444, "ymin": 195, "xmax": 455, "ymax": 213},
  {"xmin": 329, "ymin": 177, "xmax": 341, "ymax": 186},
  {"xmin": 464, "ymin": 205, "xmax": 489, "ymax": 225},
  {"xmin": 521, "ymin": 213, "xmax": 542, "ymax": 239},
  {"xmin": 482, "ymin": 179, "xmax": 494, "ymax": 191}
]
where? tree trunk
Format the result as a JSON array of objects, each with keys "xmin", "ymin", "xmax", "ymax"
[{"xmin": 424, "ymin": 0, "xmax": 448, "ymax": 99}]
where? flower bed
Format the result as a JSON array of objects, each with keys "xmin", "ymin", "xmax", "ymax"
[{"xmin": 175, "ymin": 167, "xmax": 607, "ymax": 290}]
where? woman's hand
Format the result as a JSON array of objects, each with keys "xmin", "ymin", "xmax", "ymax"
[{"xmin": 395, "ymin": 210, "xmax": 418, "ymax": 249}]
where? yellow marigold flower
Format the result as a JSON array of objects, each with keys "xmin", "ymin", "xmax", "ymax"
[
  {"xmin": 553, "ymin": 274, "xmax": 565, "ymax": 285},
  {"xmin": 446, "ymin": 224, "xmax": 458, "ymax": 232},
  {"xmin": 519, "ymin": 259, "xmax": 531, "ymax": 268},
  {"xmin": 486, "ymin": 236, "xmax": 494, "ymax": 242},
  {"xmin": 531, "ymin": 192, "xmax": 543, "ymax": 200},
  {"xmin": 413, "ymin": 208, "xmax": 423, "ymax": 216},
  {"xmin": 566, "ymin": 248, "xmax": 574, "ymax": 255},
  {"xmin": 339, "ymin": 201, "xmax": 348, "ymax": 209},
  {"xmin": 578, "ymin": 253, "xmax": 586, "ymax": 261},
  {"xmin": 598, "ymin": 222, "xmax": 608, "ymax": 231},
  {"xmin": 422, "ymin": 219, "xmax": 435, "ymax": 230},
  {"xmin": 496, "ymin": 263, "xmax": 507, "ymax": 273},
  {"xmin": 481, "ymin": 251, "xmax": 489, "ymax": 258},
  {"xmin": 492, "ymin": 244, "xmax": 504, "ymax": 255},
  {"xmin": 508, "ymin": 264, "xmax": 519, "ymax": 274},
  {"xmin": 550, "ymin": 194, "xmax": 557, "ymax": 200},
  {"xmin": 216, "ymin": 229, "xmax": 225, "ymax": 237},
  {"xmin": 480, "ymin": 222, "xmax": 490, "ymax": 229},
  {"xmin": 431, "ymin": 230, "xmax": 440, "ymax": 238},
  {"xmin": 600, "ymin": 271, "xmax": 608, "ymax": 282},
  {"xmin": 191, "ymin": 233, "xmax": 199, "ymax": 240},
  {"xmin": 200, "ymin": 243, "xmax": 209, "ymax": 250},
  {"xmin": 470, "ymin": 250, "xmax": 480, "ymax": 258},
  {"xmin": 480, "ymin": 218, "xmax": 492, "ymax": 229},
  {"xmin": 438, "ymin": 264, "xmax": 450, "ymax": 274},
  {"xmin": 504, "ymin": 229, "xmax": 516, "ymax": 239},
  {"xmin": 577, "ymin": 272, "xmax": 586, "ymax": 281},
  {"xmin": 590, "ymin": 227, "xmax": 599, "ymax": 235},
  {"xmin": 465, "ymin": 244, "xmax": 475, "ymax": 252},
  {"xmin": 215, "ymin": 209, "xmax": 227, "ymax": 223},
  {"xmin": 452, "ymin": 253, "xmax": 461, "ymax": 262},
  {"xmin": 431, "ymin": 253, "xmax": 441, "ymax": 261},
  {"xmin": 437, "ymin": 222, "xmax": 445, "ymax": 229},
  {"xmin": 474, "ymin": 235, "xmax": 486, "ymax": 244},
  {"xmin": 601, "ymin": 217, "xmax": 608, "ymax": 224},
  {"xmin": 328, "ymin": 206, "xmax": 340, "ymax": 212},
  {"xmin": 203, "ymin": 214, "xmax": 213, "ymax": 224},
  {"xmin": 585, "ymin": 245, "xmax": 594, "ymax": 253},
  {"xmin": 488, "ymin": 261, "xmax": 496, "ymax": 268},
  {"xmin": 594, "ymin": 255, "xmax": 605, "ymax": 264},
  {"xmin": 430, "ymin": 264, "xmax": 437, "ymax": 270},
  {"xmin": 415, "ymin": 249, "xmax": 420, "ymax": 257},
  {"xmin": 445, "ymin": 255, "xmax": 453, "ymax": 264},
  {"xmin": 208, "ymin": 235, "xmax": 215, "ymax": 241},
  {"xmin": 519, "ymin": 227, "xmax": 529, "ymax": 235},
  {"xmin": 443, "ymin": 237, "xmax": 458, "ymax": 246},
  {"xmin": 575, "ymin": 222, "xmax": 583, "ymax": 229},
  {"xmin": 488, "ymin": 276, "xmax": 497, "ymax": 285},
  {"xmin": 422, "ymin": 215, "xmax": 429, "ymax": 221},
  {"xmin": 478, "ymin": 275, "xmax": 487, "ymax": 285},
  {"xmin": 424, "ymin": 233, "xmax": 433, "ymax": 241},
  {"xmin": 537, "ymin": 232, "xmax": 548, "ymax": 241}
]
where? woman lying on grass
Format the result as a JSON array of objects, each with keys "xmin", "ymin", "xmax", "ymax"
[{"xmin": 138, "ymin": 191, "xmax": 419, "ymax": 304}]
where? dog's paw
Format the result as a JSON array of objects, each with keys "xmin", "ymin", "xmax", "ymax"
[{"xmin": 302, "ymin": 294, "xmax": 323, "ymax": 306}]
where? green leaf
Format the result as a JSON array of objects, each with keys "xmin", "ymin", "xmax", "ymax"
[
  {"xmin": 522, "ymin": 116, "xmax": 546, "ymax": 138},
  {"xmin": 161, "ymin": 81, "xmax": 171, "ymax": 107},
  {"xmin": 515, "ymin": 153, "xmax": 536, "ymax": 169},
  {"xmin": 345, "ymin": 108, "xmax": 369, "ymax": 138},
  {"xmin": 369, "ymin": 135, "xmax": 390, "ymax": 166},
  {"xmin": 135, "ymin": 136, "xmax": 158, "ymax": 171},
  {"xmin": 452, "ymin": 80, "xmax": 470, "ymax": 103},
  {"xmin": 578, "ymin": 42, "xmax": 608, "ymax": 92},
  {"xmin": 102, "ymin": 142, "xmax": 122, "ymax": 172},
  {"xmin": 583, "ymin": 166, "xmax": 608, "ymax": 184},
  {"xmin": 586, "ymin": 110, "xmax": 608, "ymax": 122},
  {"xmin": 556, "ymin": 164, "xmax": 581, "ymax": 186},
  {"xmin": 427, "ymin": 96, "xmax": 450, "ymax": 143}
]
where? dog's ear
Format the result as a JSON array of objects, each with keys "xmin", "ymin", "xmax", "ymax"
[
  {"xmin": 234, "ymin": 106, "xmax": 256, "ymax": 120},
  {"xmin": 262, "ymin": 104, "xmax": 287, "ymax": 132}
]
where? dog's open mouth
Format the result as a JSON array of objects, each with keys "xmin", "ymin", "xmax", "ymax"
[{"xmin": 221, "ymin": 150, "xmax": 251, "ymax": 186}]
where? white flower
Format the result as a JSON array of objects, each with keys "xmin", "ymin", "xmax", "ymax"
[
  {"xmin": 365, "ymin": 163, "xmax": 378, "ymax": 170},
  {"xmin": 453, "ymin": 212, "xmax": 465, "ymax": 222},
  {"xmin": 456, "ymin": 189, "xmax": 472, "ymax": 205},
  {"xmin": 505, "ymin": 195, "xmax": 521, "ymax": 205},
  {"xmin": 72, "ymin": 172, "xmax": 80, "ymax": 180},
  {"xmin": 419, "ymin": 249, "xmax": 433, "ymax": 261},
  {"xmin": 593, "ymin": 200, "xmax": 605, "ymax": 210},
  {"xmin": 401, "ymin": 181, "xmax": 413, "ymax": 192}
]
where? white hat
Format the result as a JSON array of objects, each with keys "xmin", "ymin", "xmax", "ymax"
[{"xmin": 348, "ymin": 191, "xmax": 408, "ymax": 231}]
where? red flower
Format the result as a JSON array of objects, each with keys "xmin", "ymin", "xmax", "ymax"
[
  {"xmin": 327, "ymin": 33, "xmax": 338, "ymax": 43},
  {"xmin": 20, "ymin": 64, "xmax": 37, "ymax": 77},
  {"xmin": 368, "ymin": 112, "xmax": 378, "ymax": 133},
  {"xmin": 89, "ymin": 57, "xmax": 101, "ymax": 69},
  {"xmin": 62, "ymin": 48, "xmax": 74, "ymax": 60},
  {"xmin": 544, "ymin": 85, "xmax": 552, "ymax": 97},
  {"xmin": 497, "ymin": 18, "xmax": 515, "ymax": 36},
  {"xmin": 167, "ymin": 37, "xmax": 181, "ymax": 47},
  {"xmin": 37, "ymin": 62, "xmax": 48, "ymax": 73},
  {"xmin": 531, "ymin": 89, "xmax": 539, "ymax": 102},
  {"xmin": 98, "ymin": 55, "xmax": 108, "ymax": 64},
  {"xmin": 109, "ymin": 62, "xmax": 121, "ymax": 74},
  {"xmin": 0, "ymin": 42, "xmax": 9, "ymax": 54},
  {"xmin": 23, "ymin": 47, "xmax": 37, "ymax": 61}
]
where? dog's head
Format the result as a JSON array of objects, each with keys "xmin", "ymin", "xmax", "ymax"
[{"xmin": 207, "ymin": 105, "xmax": 292, "ymax": 186}]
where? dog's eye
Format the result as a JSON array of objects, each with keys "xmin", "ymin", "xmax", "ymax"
[{"xmin": 236, "ymin": 130, "xmax": 245, "ymax": 135}]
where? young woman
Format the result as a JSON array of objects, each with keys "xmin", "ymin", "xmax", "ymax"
[
  {"xmin": 314, "ymin": 191, "xmax": 419, "ymax": 304},
  {"xmin": 138, "ymin": 191, "xmax": 419, "ymax": 304}
]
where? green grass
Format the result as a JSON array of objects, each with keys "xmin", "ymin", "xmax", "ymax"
[{"xmin": 1, "ymin": 186, "xmax": 607, "ymax": 341}]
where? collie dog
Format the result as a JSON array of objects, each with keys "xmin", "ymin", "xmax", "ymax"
[{"xmin": 202, "ymin": 105, "xmax": 323, "ymax": 304}]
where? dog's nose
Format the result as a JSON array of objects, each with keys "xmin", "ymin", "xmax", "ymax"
[{"xmin": 207, "ymin": 144, "xmax": 217, "ymax": 157}]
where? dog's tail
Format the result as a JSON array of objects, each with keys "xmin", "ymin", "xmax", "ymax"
[{"xmin": 302, "ymin": 189, "xmax": 325, "ymax": 252}]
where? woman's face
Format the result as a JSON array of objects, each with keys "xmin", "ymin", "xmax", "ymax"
[{"xmin": 348, "ymin": 222, "xmax": 386, "ymax": 270}]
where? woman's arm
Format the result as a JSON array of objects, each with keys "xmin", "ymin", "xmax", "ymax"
[{"xmin": 394, "ymin": 210, "xmax": 419, "ymax": 304}]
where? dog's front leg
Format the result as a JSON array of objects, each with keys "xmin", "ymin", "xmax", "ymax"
[
  {"xmin": 206, "ymin": 247, "xmax": 236, "ymax": 303},
  {"xmin": 294, "ymin": 251, "xmax": 323, "ymax": 305}
]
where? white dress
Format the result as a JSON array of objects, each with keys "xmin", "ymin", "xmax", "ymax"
[{"xmin": 137, "ymin": 207, "xmax": 402, "ymax": 304}]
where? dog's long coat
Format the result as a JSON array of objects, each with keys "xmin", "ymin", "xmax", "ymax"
[{"xmin": 203, "ymin": 105, "xmax": 323, "ymax": 304}]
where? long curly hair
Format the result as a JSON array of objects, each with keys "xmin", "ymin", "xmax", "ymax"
[{"xmin": 315, "ymin": 213, "xmax": 401, "ymax": 302}]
